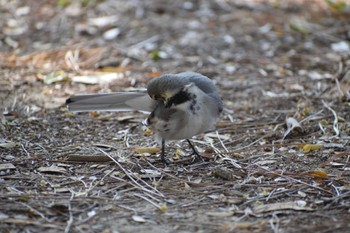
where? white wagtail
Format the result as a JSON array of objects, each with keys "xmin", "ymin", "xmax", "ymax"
[{"xmin": 66, "ymin": 72, "xmax": 223, "ymax": 165}]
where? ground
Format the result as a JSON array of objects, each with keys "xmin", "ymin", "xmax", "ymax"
[{"xmin": 1, "ymin": 0, "xmax": 350, "ymax": 232}]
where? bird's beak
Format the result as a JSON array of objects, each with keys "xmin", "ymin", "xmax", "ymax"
[{"xmin": 154, "ymin": 92, "xmax": 171, "ymax": 104}]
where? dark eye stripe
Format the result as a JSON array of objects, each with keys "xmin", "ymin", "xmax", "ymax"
[{"xmin": 165, "ymin": 90, "xmax": 191, "ymax": 108}]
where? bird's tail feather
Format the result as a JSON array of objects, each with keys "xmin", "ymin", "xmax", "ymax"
[{"xmin": 66, "ymin": 92, "xmax": 155, "ymax": 112}]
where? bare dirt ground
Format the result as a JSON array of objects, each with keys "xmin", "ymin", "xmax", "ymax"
[{"xmin": 1, "ymin": 0, "xmax": 350, "ymax": 232}]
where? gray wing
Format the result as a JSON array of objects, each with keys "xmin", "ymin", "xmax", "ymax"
[{"xmin": 66, "ymin": 91, "xmax": 156, "ymax": 112}]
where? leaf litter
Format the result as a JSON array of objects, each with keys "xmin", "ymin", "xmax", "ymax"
[{"xmin": 1, "ymin": 0, "xmax": 350, "ymax": 233}]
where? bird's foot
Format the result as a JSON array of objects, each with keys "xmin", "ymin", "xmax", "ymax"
[{"xmin": 161, "ymin": 156, "xmax": 169, "ymax": 167}]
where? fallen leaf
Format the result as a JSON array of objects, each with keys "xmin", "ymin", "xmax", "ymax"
[
  {"xmin": 212, "ymin": 167, "xmax": 235, "ymax": 181},
  {"xmin": 192, "ymin": 178, "xmax": 202, "ymax": 184},
  {"xmin": 289, "ymin": 17, "xmax": 311, "ymax": 35},
  {"xmin": 264, "ymin": 91, "xmax": 289, "ymax": 97},
  {"xmin": 71, "ymin": 73, "xmax": 123, "ymax": 84},
  {"xmin": 132, "ymin": 215, "xmax": 146, "ymax": 223},
  {"xmin": 99, "ymin": 67, "xmax": 126, "ymax": 73},
  {"xmin": 143, "ymin": 128, "xmax": 153, "ymax": 136},
  {"xmin": 319, "ymin": 119, "xmax": 328, "ymax": 126},
  {"xmin": 3, "ymin": 111, "xmax": 20, "ymax": 119},
  {"xmin": 298, "ymin": 191, "xmax": 307, "ymax": 197},
  {"xmin": 174, "ymin": 149, "xmax": 183, "ymax": 159},
  {"xmin": 301, "ymin": 144, "xmax": 323, "ymax": 153},
  {"xmin": 90, "ymin": 112, "xmax": 100, "ymax": 117},
  {"xmin": 103, "ymin": 27, "xmax": 120, "ymax": 40},
  {"xmin": 283, "ymin": 117, "xmax": 303, "ymax": 139},
  {"xmin": 134, "ymin": 147, "xmax": 160, "ymax": 154},
  {"xmin": 204, "ymin": 133, "xmax": 230, "ymax": 140},
  {"xmin": 115, "ymin": 115, "xmax": 136, "ymax": 122},
  {"xmin": 0, "ymin": 212, "xmax": 9, "ymax": 220},
  {"xmin": 88, "ymin": 15, "xmax": 119, "ymax": 28},
  {"xmin": 255, "ymin": 160, "xmax": 277, "ymax": 165},
  {"xmin": 326, "ymin": 0, "xmax": 348, "ymax": 12},
  {"xmin": 184, "ymin": 182, "xmax": 191, "ymax": 190},
  {"xmin": 55, "ymin": 188, "xmax": 70, "ymax": 193},
  {"xmin": 331, "ymin": 41, "xmax": 349, "ymax": 53},
  {"xmin": 253, "ymin": 200, "xmax": 313, "ymax": 213},
  {"xmin": 0, "ymin": 163, "xmax": 16, "ymax": 171},
  {"xmin": 37, "ymin": 165, "xmax": 67, "ymax": 174},
  {"xmin": 158, "ymin": 203, "xmax": 167, "ymax": 212},
  {"xmin": 308, "ymin": 170, "xmax": 329, "ymax": 179},
  {"xmin": 40, "ymin": 71, "xmax": 68, "ymax": 84},
  {"xmin": 67, "ymin": 155, "xmax": 112, "ymax": 162},
  {"xmin": 202, "ymin": 148, "xmax": 215, "ymax": 158},
  {"xmin": 148, "ymin": 72, "xmax": 161, "ymax": 77},
  {"xmin": 208, "ymin": 194, "xmax": 224, "ymax": 200},
  {"xmin": 87, "ymin": 210, "xmax": 96, "ymax": 217},
  {"xmin": 330, "ymin": 162, "xmax": 345, "ymax": 167},
  {"xmin": 0, "ymin": 142, "xmax": 18, "ymax": 149},
  {"xmin": 140, "ymin": 169, "xmax": 162, "ymax": 178}
]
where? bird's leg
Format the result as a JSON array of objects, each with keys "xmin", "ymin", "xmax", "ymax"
[
  {"xmin": 186, "ymin": 139, "xmax": 202, "ymax": 160},
  {"xmin": 161, "ymin": 138, "xmax": 169, "ymax": 166}
]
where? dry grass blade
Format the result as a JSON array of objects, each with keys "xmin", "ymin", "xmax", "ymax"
[
  {"xmin": 228, "ymin": 131, "xmax": 278, "ymax": 153},
  {"xmin": 215, "ymin": 130, "xmax": 229, "ymax": 153},
  {"xmin": 21, "ymin": 203, "xmax": 51, "ymax": 222},
  {"xmin": 133, "ymin": 193, "xmax": 162, "ymax": 209},
  {"xmin": 257, "ymin": 165, "xmax": 334, "ymax": 195},
  {"xmin": 322, "ymin": 100, "xmax": 340, "ymax": 137},
  {"xmin": 144, "ymin": 160, "xmax": 189, "ymax": 183},
  {"xmin": 64, "ymin": 202, "xmax": 73, "ymax": 233},
  {"xmin": 2, "ymin": 1, "xmax": 350, "ymax": 232},
  {"xmin": 322, "ymin": 190, "xmax": 350, "ymax": 202},
  {"xmin": 65, "ymin": 50, "xmax": 80, "ymax": 71},
  {"xmin": 253, "ymin": 200, "xmax": 313, "ymax": 213},
  {"xmin": 97, "ymin": 148, "xmax": 164, "ymax": 198}
]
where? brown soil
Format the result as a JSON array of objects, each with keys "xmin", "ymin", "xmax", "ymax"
[{"xmin": 1, "ymin": 1, "xmax": 350, "ymax": 232}]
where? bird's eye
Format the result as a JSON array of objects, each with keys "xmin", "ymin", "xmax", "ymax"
[{"xmin": 150, "ymin": 95, "xmax": 156, "ymax": 99}]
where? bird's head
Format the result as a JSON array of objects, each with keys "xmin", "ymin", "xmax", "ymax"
[{"xmin": 147, "ymin": 75, "xmax": 186, "ymax": 104}]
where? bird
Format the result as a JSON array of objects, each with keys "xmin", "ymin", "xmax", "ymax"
[{"xmin": 66, "ymin": 71, "xmax": 223, "ymax": 165}]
